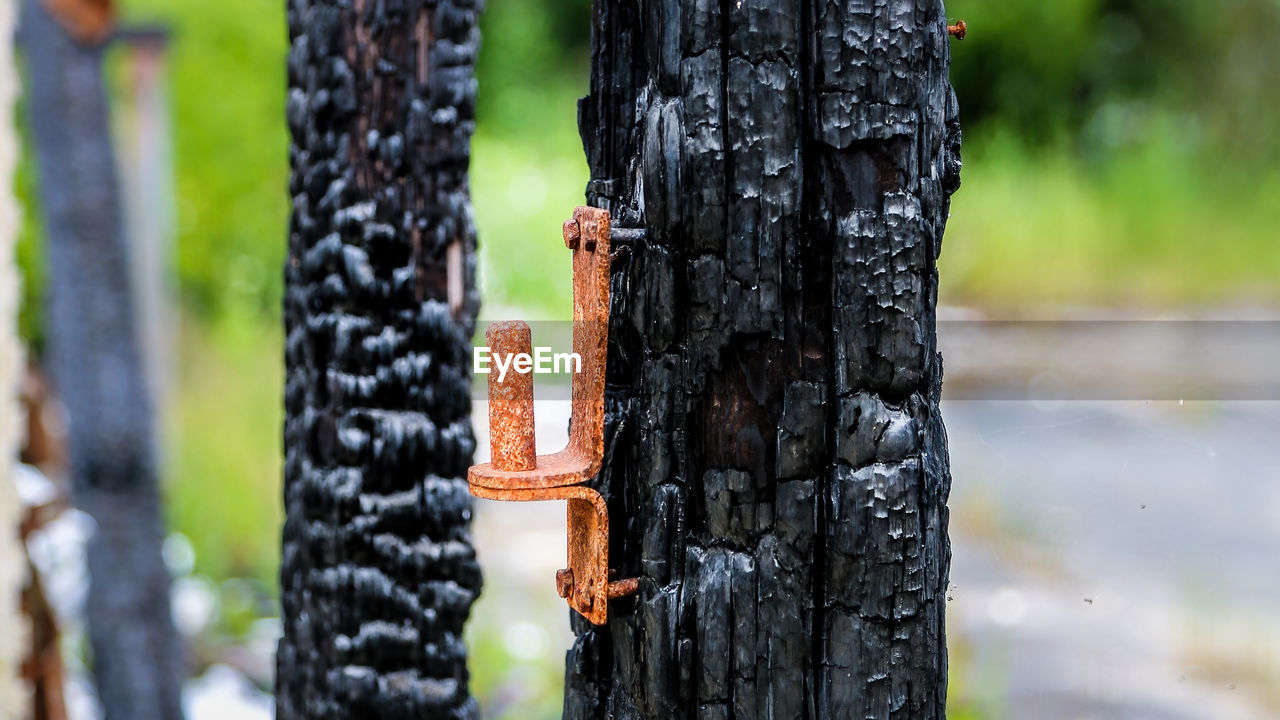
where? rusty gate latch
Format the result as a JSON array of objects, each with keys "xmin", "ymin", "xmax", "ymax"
[{"xmin": 467, "ymin": 206, "xmax": 638, "ymax": 625}]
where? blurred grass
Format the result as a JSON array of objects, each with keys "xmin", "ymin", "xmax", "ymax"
[
  {"xmin": 942, "ymin": 128, "xmax": 1280, "ymax": 308},
  {"xmin": 472, "ymin": 94, "xmax": 588, "ymax": 319},
  {"xmin": 947, "ymin": 631, "xmax": 1008, "ymax": 720},
  {"xmin": 464, "ymin": 572, "xmax": 571, "ymax": 720},
  {"xmin": 120, "ymin": 0, "xmax": 289, "ymax": 320},
  {"xmin": 165, "ymin": 316, "xmax": 282, "ymax": 584}
]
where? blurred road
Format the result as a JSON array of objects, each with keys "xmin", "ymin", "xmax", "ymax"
[
  {"xmin": 947, "ymin": 400, "xmax": 1280, "ymax": 719},
  {"xmin": 472, "ymin": 399, "xmax": 1280, "ymax": 719}
]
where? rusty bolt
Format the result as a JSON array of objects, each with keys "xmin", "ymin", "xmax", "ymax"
[
  {"xmin": 555, "ymin": 569, "xmax": 574, "ymax": 598},
  {"xmin": 486, "ymin": 321, "xmax": 537, "ymax": 472},
  {"xmin": 948, "ymin": 20, "xmax": 967, "ymax": 39},
  {"xmin": 563, "ymin": 219, "xmax": 581, "ymax": 250}
]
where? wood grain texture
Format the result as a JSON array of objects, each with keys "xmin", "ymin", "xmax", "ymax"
[
  {"xmin": 278, "ymin": 1, "xmax": 483, "ymax": 717},
  {"xmin": 566, "ymin": 1, "xmax": 962, "ymax": 717}
]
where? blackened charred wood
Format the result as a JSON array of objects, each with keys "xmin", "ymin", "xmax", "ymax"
[
  {"xmin": 278, "ymin": 0, "xmax": 484, "ymax": 718},
  {"xmin": 19, "ymin": 1, "xmax": 185, "ymax": 718},
  {"xmin": 568, "ymin": 1, "xmax": 961, "ymax": 718}
]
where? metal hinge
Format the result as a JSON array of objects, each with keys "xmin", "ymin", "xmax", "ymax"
[{"xmin": 467, "ymin": 206, "xmax": 639, "ymax": 626}]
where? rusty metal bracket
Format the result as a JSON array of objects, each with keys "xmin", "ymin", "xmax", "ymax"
[
  {"xmin": 468, "ymin": 206, "xmax": 638, "ymax": 625},
  {"xmin": 43, "ymin": 0, "xmax": 115, "ymax": 45}
]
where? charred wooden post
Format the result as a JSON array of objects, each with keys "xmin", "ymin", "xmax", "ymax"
[
  {"xmin": 19, "ymin": 1, "xmax": 186, "ymax": 718},
  {"xmin": 278, "ymin": 0, "xmax": 485, "ymax": 718},
  {"xmin": 566, "ymin": 1, "xmax": 962, "ymax": 717}
]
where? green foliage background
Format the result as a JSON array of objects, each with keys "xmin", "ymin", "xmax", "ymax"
[
  {"xmin": 91, "ymin": 0, "xmax": 1280, "ymax": 326},
  {"xmin": 13, "ymin": 0, "xmax": 1280, "ymax": 716}
]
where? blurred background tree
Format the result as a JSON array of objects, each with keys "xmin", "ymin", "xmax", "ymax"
[{"xmin": 10, "ymin": 0, "xmax": 1280, "ymax": 716}]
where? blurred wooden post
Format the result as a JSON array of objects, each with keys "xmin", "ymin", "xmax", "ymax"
[
  {"xmin": 277, "ymin": 0, "xmax": 485, "ymax": 717},
  {"xmin": 564, "ymin": 1, "xmax": 962, "ymax": 717},
  {"xmin": 116, "ymin": 28, "xmax": 174, "ymax": 415},
  {"xmin": 19, "ymin": 0, "xmax": 186, "ymax": 718}
]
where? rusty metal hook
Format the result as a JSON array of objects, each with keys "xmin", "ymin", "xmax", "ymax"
[{"xmin": 467, "ymin": 206, "xmax": 638, "ymax": 625}]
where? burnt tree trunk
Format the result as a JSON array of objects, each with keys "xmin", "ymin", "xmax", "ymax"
[
  {"xmin": 20, "ymin": 2, "xmax": 186, "ymax": 718},
  {"xmin": 567, "ymin": 1, "xmax": 961, "ymax": 718},
  {"xmin": 278, "ymin": 0, "xmax": 484, "ymax": 718}
]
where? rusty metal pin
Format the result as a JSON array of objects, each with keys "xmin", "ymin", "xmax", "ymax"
[
  {"xmin": 486, "ymin": 320, "xmax": 536, "ymax": 472},
  {"xmin": 608, "ymin": 577, "xmax": 640, "ymax": 599},
  {"xmin": 948, "ymin": 19, "xmax": 967, "ymax": 39}
]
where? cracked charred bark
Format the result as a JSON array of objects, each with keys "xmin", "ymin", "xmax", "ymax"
[
  {"xmin": 566, "ymin": 1, "xmax": 961, "ymax": 718},
  {"xmin": 20, "ymin": 1, "xmax": 185, "ymax": 718},
  {"xmin": 278, "ymin": 1, "xmax": 483, "ymax": 718}
]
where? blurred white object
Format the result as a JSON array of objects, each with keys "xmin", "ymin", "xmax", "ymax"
[
  {"xmin": 25, "ymin": 505, "xmax": 95, "ymax": 625},
  {"xmin": 162, "ymin": 532, "xmax": 197, "ymax": 577},
  {"xmin": 170, "ymin": 576, "xmax": 217, "ymax": 638},
  {"xmin": 63, "ymin": 675, "xmax": 102, "ymax": 720},
  {"xmin": 13, "ymin": 462, "xmax": 58, "ymax": 507},
  {"xmin": 183, "ymin": 665, "xmax": 273, "ymax": 720}
]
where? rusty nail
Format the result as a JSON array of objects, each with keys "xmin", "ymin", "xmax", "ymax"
[
  {"xmin": 556, "ymin": 569, "xmax": 574, "ymax": 599},
  {"xmin": 948, "ymin": 20, "xmax": 967, "ymax": 39},
  {"xmin": 608, "ymin": 577, "xmax": 640, "ymax": 599},
  {"xmin": 486, "ymin": 321, "xmax": 537, "ymax": 472},
  {"xmin": 563, "ymin": 219, "xmax": 581, "ymax": 250}
]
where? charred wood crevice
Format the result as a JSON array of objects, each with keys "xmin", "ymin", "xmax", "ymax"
[
  {"xmin": 279, "ymin": 0, "xmax": 483, "ymax": 718},
  {"xmin": 569, "ymin": 1, "xmax": 960, "ymax": 718},
  {"xmin": 19, "ymin": 1, "xmax": 186, "ymax": 718}
]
